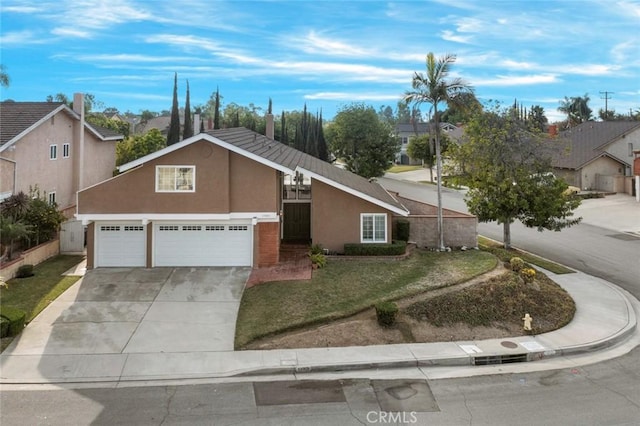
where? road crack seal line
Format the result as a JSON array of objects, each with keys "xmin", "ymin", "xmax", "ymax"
[{"xmin": 159, "ymin": 385, "xmax": 177, "ymax": 425}]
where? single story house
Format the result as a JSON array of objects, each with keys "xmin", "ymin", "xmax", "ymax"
[{"xmin": 76, "ymin": 120, "xmax": 412, "ymax": 269}]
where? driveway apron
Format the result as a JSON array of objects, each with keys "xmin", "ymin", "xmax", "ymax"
[{"xmin": 2, "ymin": 267, "xmax": 251, "ymax": 357}]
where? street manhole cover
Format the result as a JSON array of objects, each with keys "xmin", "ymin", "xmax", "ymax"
[{"xmin": 501, "ymin": 341, "xmax": 518, "ymax": 349}]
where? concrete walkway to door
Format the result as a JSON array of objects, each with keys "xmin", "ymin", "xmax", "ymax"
[{"xmin": 1, "ymin": 267, "xmax": 251, "ymax": 382}]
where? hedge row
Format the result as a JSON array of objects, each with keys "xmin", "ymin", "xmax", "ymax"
[
  {"xmin": 0, "ymin": 306, "xmax": 26, "ymax": 338},
  {"xmin": 344, "ymin": 241, "xmax": 407, "ymax": 256}
]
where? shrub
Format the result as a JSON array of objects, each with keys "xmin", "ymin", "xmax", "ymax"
[
  {"xmin": 344, "ymin": 241, "xmax": 407, "ymax": 256},
  {"xmin": 16, "ymin": 264, "xmax": 35, "ymax": 278},
  {"xmin": 375, "ymin": 301, "xmax": 399, "ymax": 327},
  {"xmin": 309, "ymin": 253, "xmax": 327, "ymax": 268},
  {"xmin": 509, "ymin": 257, "xmax": 525, "ymax": 272},
  {"xmin": 520, "ymin": 268, "xmax": 536, "ymax": 283},
  {"xmin": 396, "ymin": 219, "xmax": 410, "ymax": 242},
  {"xmin": 309, "ymin": 244, "xmax": 324, "ymax": 255},
  {"xmin": 0, "ymin": 306, "xmax": 26, "ymax": 337}
]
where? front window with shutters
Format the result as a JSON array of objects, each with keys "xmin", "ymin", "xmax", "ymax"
[
  {"xmin": 155, "ymin": 166, "xmax": 195, "ymax": 192},
  {"xmin": 360, "ymin": 213, "xmax": 387, "ymax": 243}
]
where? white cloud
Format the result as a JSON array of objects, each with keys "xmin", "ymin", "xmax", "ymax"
[
  {"xmin": 475, "ymin": 74, "xmax": 560, "ymax": 87},
  {"xmin": 291, "ymin": 31, "xmax": 372, "ymax": 57},
  {"xmin": 440, "ymin": 30, "xmax": 473, "ymax": 44},
  {"xmin": 51, "ymin": 27, "xmax": 92, "ymax": 38},
  {"xmin": 305, "ymin": 92, "xmax": 401, "ymax": 101},
  {"xmin": 0, "ymin": 30, "xmax": 44, "ymax": 45}
]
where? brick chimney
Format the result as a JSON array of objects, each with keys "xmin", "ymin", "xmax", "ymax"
[{"xmin": 548, "ymin": 124, "xmax": 558, "ymax": 137}]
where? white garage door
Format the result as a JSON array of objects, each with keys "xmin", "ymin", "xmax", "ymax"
[
  {"xmin": 154, "ymin": 223, "xmax": 252, "ymax": 267},
  {"xmin": 96, "ymin": 223, "xmax": 146, "ymax": 267}
]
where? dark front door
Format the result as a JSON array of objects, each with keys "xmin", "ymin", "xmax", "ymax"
[{"xmin": 283, "ymin": 203, "xmax": 311, "ymax": 242}]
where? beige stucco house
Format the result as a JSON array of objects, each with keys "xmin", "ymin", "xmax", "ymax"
[
  {"xmin": 76, "ymin": 121, "xmax": 413, "ymax": 269},
  {"xmin": 552, "ymin": 121, "xmax": 640, "ymax": 194},
  {"xmin": 0, "ymin": 94, "xmax": 123, "ymax": 216}
]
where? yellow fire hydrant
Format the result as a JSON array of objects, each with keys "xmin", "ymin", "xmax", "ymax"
[{"xmin": 522, "ymin": 313, "xmax": 533, "ymax": 331}]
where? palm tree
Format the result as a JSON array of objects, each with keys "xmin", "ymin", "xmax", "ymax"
[
  {"xmin": 0, "ymin": 217, "xmax": 32, "ymax": 260},
  {"xmin": 558, "ymin": 94, "xmax": 592, "ymax": 128},
  {"xmin": 404, "ymin": 53, "xmax": 473, "ymax": 251}
]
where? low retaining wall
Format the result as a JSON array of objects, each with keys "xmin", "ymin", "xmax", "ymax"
[{"xmin": 0, "ymin": 239, "xmax": 60, "ymax": 279}]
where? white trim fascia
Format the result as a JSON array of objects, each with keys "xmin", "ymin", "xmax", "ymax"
[
  {"xmin": 297, "ymin": 167, "xmax": 409, "ymax": 216},
  {"xmin": 85, "ymin": 123, "xmax": 124, "ymax": 141},
  {"xmin": 118, "ymin": 134, "xmax": 294, "ymax": 175},
  {"xmin": 579, "ymin": 152, "xmax": 630, "ymax": 170},
  {"xmin": 0, "ymin": 104, "xmax": 71, "ymax": 153},
  {"xmin": 76, "ymin": 212, "xmax": 279, "ymax": 223}
]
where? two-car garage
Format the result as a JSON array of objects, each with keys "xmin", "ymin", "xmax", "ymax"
[{"xmin": 94, "ymin": 222, "xmax": 253, "ymax": 268}]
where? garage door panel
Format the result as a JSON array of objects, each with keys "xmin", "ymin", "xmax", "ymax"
[
  {"xmin": 154, "ymin": 223, "xmax": 251, "ymax": 267},
  {"xmin": 96, "ymin": 224, "xmax": 146, "ymax": 267}
]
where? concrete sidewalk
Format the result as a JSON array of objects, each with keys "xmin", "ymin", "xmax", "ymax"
[{"xmin": 1, "ymin": 269, "xmax": 637, "ymax": 386}]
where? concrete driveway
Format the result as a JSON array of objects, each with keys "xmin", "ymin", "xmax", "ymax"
[{"xmin": 3, "ymin": 267, "xmax": 251, "ymax": 357}]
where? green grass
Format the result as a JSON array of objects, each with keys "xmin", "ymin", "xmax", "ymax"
[
  {"xmin": 477, "ymin": 236, "xmax": 574, "ymax": 274},
  {"xmin": 0, "ymin": 255, "xmax": 84, "ymax": 322},
  {"xmin": 235, "ymin": 249, "xmax": 497, "ymax": 348},
  {"xmin": 386, "ymin": 165, "xmax": 423, "ymax": 173},
  {"xmin": 406, "ymin": 271, "xmax": 576, "ymax": 333}
]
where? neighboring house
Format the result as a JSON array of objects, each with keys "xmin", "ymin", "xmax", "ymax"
[
  {"xmin": 552, "ymin": 121, "xmax": 640, "ymax": 194},
  {"xmin": 394, "ymin": 122, "xmax": 463, "ymax": 165},
  {"xmin": 0, "ymin": 94, "xmax": 124, "ymax": 216},
  {"xmin": 76, "ymin": 121, "xmax": 412, "ymax": 269}
]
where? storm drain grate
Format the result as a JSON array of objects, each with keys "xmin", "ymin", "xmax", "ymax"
[{"xmin": 473, "ymin": 353, "xmax": 528, "ymax": 365}]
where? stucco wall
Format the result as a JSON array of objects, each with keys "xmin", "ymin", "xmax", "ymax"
[
  {"xmin": 311, "ymin": 180, "xmax": 391, "ymax": 253},
  {"xmin": 602, "ymin": 128, "xmax": 640, "ymax": 175},
  {"xmin": 582, "ymin": 157, "xmax": 624, "ymax": 191},
  {"xmin": 0, "ymin": 111, "xmax": 117, "ymax": 210},
  {"xmin": 78, "ymin": 139, "xmax": 278, "ymax": 214},
  {"xmin": 0, "ymin": 238, "xmax": 60, "ymax": 279}
]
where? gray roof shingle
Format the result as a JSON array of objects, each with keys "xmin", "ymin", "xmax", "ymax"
[
  {"xmin": 207, "ymin": 127, "xmax": 407, "ymax": 214},
  {"xmin": 0, "ymin": 101, "xmax": 123, "ymax": 149},
  {"xmin": 552, "ymin": 121, "xmax": 640, "ymax": 169},
  {"xmin": 0, "ymin": 101, "xmax": 67, "ymax": 148}
]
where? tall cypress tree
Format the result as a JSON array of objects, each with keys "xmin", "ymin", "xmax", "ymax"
[
  {"xmin": 167, "ymin": 72, "xmax": 181, "ymax": 145},
  {"xmin": 213, "ymin": 87, "xmax": 220, "ymax": 130},
  {"xmin": 183, "ymin": 80, "xmax": 193, "ymax": 139},
  {"xmin": 317, "ymin": 110, "xmax": 329, "ymax": 161}
]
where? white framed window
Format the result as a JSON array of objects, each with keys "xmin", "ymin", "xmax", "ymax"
[
  {"xmin": 63, "ymin": 143, "xmax": 70, "ymax": 158},
  {"xmin": 48, "ymin": 192, "xmax": 56, "ymax": 205},
  {"xmin": 49, "ymin": 144, "xmax": 57, "ymax": 160},
  {"xmin": 155, "ymin": 166, "xmax": 195, "ymax": 192},
  {"xmin": 360, "ymin": 213, "xmax": 387, "ymax": 243}
]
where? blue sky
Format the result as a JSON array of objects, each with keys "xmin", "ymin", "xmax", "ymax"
[{"xmin": 1, "ymin": 0, "xmax": 639, "ymax": 122}]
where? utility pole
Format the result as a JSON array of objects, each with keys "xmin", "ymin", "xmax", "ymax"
[{"xmin": 600, "ymin": 91, "xmax": 613, "ymax": 119}]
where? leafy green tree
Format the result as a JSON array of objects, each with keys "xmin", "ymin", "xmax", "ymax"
[
  {"xmin": 406, "ymin": 132, "xmax": 450, "ymax": 182},
  {"xmin": 86, "ymin": 114, "xmax": 130, "ymax": 138},
  {"xmin": 456, "ymin": 108, "xmax": 581, "ymax": 249},
  {"xmin": 527, "ymin": 105, "xmax": 548, "ymax": 132},
  {"xmin": 404, "ymin": 52, "xmax": 473, "ymax": 250},
  {"xmin": 0, "ymin": 192, "xmax": 31, "ymax": 221},
  {"xmin": 0, "ymin": 64, "xmax": 10, "ymax": 87},
  {"xmin": 183, "ymin": 80, "xmax": 193, "ymax": 139},
  {"xmin": 23, "ymin": 197, "xmax": 64, "ymax": 246},
  {"xmin": 167, "ymin": 72, "xmax": 181, "ymax": 145},
  {"xmin": 440, "ymin": 92, "xmax": 482, "ymax": 124},
  {"xmin": 116, "ymin": 129, "xmax": 167, "ymax": 166},
  {"xmin": 326, "ymin": 103, "xmax": 398, "ymax": 178}
]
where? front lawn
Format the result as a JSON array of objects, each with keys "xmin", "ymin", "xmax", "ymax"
[
  {"xmin": 478, "ymin": 236, "xmax": 574, "ymax": 274},
  {"xmin": 386, "ymin": 165, "xmax": 423, "ymax": 173},
  {"xmin": 0, "ymin": 255, "xmax": 84, "ymax": 323},
  {"xmin": 235, "ymin": 250, "xmax": 497, "ymax": 348}
]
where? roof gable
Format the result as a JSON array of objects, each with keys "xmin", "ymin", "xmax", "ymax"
[
  {"xmin": 119, "ymin": 127, "xmax": 408, "ymax": 216},
  {"xmin": 552, "ymin": 121, "xmax": 640, "ymax": 169},
  {"xmin": 0, "ymin": 101, "xmax": 123, "ymax": 151}
]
